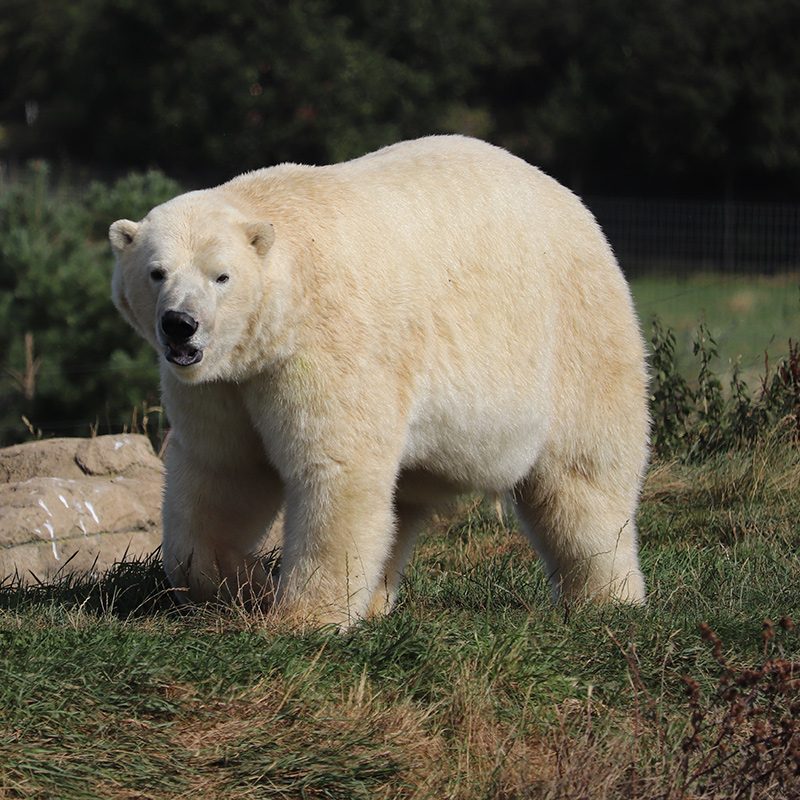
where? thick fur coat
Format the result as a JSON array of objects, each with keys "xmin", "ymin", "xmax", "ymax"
[{"xmin": 110, "ymin": 135, "xmax": 649, "ymax": 627}]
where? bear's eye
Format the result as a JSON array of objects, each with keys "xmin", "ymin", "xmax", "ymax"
[
  {"xmin": 150, "ymin": 268, "xmax": 165, "ymax": 282},
  {"xmin": 216, "ymin": 273, "xmax": 230, "ymax": 284}
]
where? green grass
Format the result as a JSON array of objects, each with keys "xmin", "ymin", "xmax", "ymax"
[
  {"xmin": 2, "ymin": 440, "xmax": 800, "ymax": 798},
  {"xmin": 1, "ymin": 271, "xmax": 798, "ymax": 798},
  {"xmin": 631, "ymin": 272, "xmax": 800, "ymax": 385}
]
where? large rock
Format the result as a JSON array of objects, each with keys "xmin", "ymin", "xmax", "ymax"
[{"xmin": 0, "ymin": 435, "xmax": 164, "ymax": 584}]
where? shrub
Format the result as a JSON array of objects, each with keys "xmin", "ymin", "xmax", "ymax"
[
  {"xmin": 649, "ymin": 317, "xmax": 694, "ymax": 456},
  {"xmin": 0, "ymin": 163, "xmax": 180, "ymax": 445},
  {"xmin": 676, "ymin": 619, "xmax": 800, "ymax": 799},
  {"xmin": 649, "ymin": 317, "xmax": 800, "ymax": 462}
]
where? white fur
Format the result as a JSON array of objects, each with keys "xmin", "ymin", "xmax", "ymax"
[{"xmin": 110, "ymin": 135, "xmax": 649, "ymax": 627}]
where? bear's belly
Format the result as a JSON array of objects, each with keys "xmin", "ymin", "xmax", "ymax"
[{"xmin": 402, "ymin": 400, "xmax": 550, "ymax": 493}]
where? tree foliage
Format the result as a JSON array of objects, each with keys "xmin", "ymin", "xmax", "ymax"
[
  {"xmin": 1, "ymin": 0, "xmax": 798, "ymax": 195},
  {"xmin": 0, "ymin": 164, "xmax": 179, "ymax": 443},
  {"xmin": 0, "ymin": 0, "xmax": 494, "ymax": 177},
  {"xmin": 1, "ymin": 1, "xmax": 799, "ymax": 442}
]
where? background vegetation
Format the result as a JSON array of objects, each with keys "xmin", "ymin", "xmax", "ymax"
[
  {"xmin": 2, "ymin": 0, "xmax": 799, "ymax": 444},
  {"xmin": 0, "ymin": 165, "xmax": 798, "ymax": 446},
  {"xmin": 0, "ymin": 166, "xmax": 176, "ymax": 444},
  {"xmin": 2, "ymin": 0, "xmax": 800, "ymax": 198}
]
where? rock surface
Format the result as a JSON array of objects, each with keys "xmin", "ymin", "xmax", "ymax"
[{"xmin": 0, "ymin": 435, "xmax": 164, "ymax": 583}]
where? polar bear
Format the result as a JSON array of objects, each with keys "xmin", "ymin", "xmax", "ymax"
[{"xmin": 110, "ymin": 135, "xmax": 649, "ymax": 627}]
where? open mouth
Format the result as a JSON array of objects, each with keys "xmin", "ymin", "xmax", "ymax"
[{"xmin": 165, "ymin": 343, "xmax": 204, "ymax": 367}]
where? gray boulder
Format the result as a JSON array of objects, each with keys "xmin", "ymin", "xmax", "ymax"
[{"xmin": 0, "ymin": 435, "xmax": 164, "ymax": 584}]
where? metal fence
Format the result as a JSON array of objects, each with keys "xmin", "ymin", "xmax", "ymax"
[
  {"xmin": 2, "ymin": 166, "xmax": 799, "ymax": 277},
  {"xmin": 587, "ymin": 197, "xmax": 800, "ymax": 277}
]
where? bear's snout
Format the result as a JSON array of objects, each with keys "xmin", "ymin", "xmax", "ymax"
[
  {"xmin": 160, "ymin": 310, "xmax": 204, "ymax": 367},
  {"xmin": 161, "ymin": 310, "xmax": 199, "ymax": 343}
]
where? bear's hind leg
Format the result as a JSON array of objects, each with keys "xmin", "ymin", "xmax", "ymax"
[{"xmin": 513, "ymin": 454, "xmax": 646, "ymax": 606}]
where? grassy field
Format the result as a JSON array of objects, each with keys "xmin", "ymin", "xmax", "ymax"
[
  {"xmin": 1, "ymin": 271, "xmax": 798, "ymax": 798},
  {"xmin": 631, "ymin": 272, "xmax": 800, "ymax": 386},
  {"xmin": 2, "ymin": 435, "xmax": 800, "ymax": 799}
]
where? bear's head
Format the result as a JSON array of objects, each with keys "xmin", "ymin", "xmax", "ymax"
[{"xmin": 110, "ymin": 192, "xmax": 276, "ymax": 383}]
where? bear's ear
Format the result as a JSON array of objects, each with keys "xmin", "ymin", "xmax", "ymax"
[
  {"xmin": 109, "ymin": 219, "xmax": 140, "ymax": 252},
  {"xmin": 245, "ymin": 221, "xmax": 275, "ymax": 257}
]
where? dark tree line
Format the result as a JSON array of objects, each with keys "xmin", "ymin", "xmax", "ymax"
[
  {"xmin": 1, "ymin": 0, "xmax": 800, "ymax": 445},
  {"xmin": 2, "ymin": 0, "xmax": 800, "ymax": 197}
]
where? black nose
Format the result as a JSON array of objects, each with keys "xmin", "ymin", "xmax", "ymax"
[{"xmin": 161, "ymin": 310, "xmax": 198, "ymax": 342}]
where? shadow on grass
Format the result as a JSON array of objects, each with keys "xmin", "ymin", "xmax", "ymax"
[{"xmin": 0, "ymin": 548, "xmax": 177, "ymax": 618}]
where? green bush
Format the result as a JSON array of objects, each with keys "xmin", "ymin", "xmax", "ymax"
[
  {"xmin": 649, "ymin": 317, "xmax": 800, "ymax": 461},
  {"xmin": 0, "ymin": 163, "xmax": 180, "ymax": 445}
]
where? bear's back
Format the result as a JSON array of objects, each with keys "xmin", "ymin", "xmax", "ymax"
[
  {"xmin": 222, "ymin": 136, "xmax": 608, "ymax": 288},
  {"xmin": 225, "ymin": 135, "xmax": 579, "ymax": 234}
]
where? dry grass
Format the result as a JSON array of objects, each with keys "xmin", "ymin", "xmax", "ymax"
[{"xmin": 3, "ymin": 444, "xmax": 800, "ymax": 799}]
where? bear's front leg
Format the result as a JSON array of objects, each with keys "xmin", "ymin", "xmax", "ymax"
[
  {"xmin": 162, "ymin": 436, "xmax": 283, "ymax": 606},
  {"xmin": 275, "ymin": 465, "xmax": 398, "ymax": 628}
]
